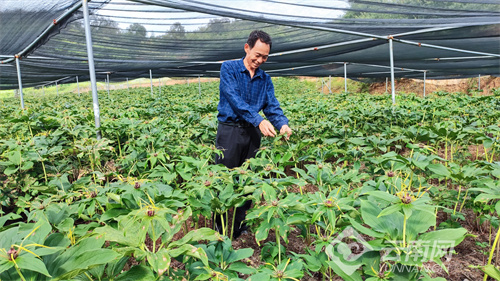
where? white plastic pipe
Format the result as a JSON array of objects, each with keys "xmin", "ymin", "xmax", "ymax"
[
  {"xmin": 15, "ymin": 57, "xmax": 25, "ymax": 109},
  {"xmin": 82, "ymin": 0, "xmax": 102, "ymax": 139}
]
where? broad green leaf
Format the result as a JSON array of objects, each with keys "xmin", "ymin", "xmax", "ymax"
[
  {"xmin": 4, "ymin": 166, "xmax": 18, "ymax": 175},
  {"xmin": 52, "ymin": 249, "xmax": 120, "ymax": 280},
  {"xmin": 360, "ymin": 200, "xmax": 402, "ymax": 240},
  {"xmin": 226, "ymin": 248, "xmax": 253, "ymax": 264},
  {"xmin": 0, "ymin": 259, "xmax": 14, "ymax": 274},
  {"xmin": 169, "ymin": 228, "xmax": 218, "ymax": 248},
  {"xmin": 21, "ymin": 161, "xmax": 34, "ymax": 171},
  {"xmin": 378, "ymin": 204, "xmax": 402, "ymax": 218},
  {"xmin": 417, "ymin": 228, "xmax": 467, "ymax": 259},
  {"xmin": 247, "ymin": 272, "xmax": 271, "ymax": 281},
  {"xmin": 496, "ymin": 201, "xmax": 500, "ymax": 217},
  {"xmin": 7, "ymin": 151, "xmax": 21, "ymax": 166},
  {"xmin": 93, "ymin": 224, "xmax": 143, "ymax": 248},
  {"xmin": 99, "ymin": 208, "xmax": 130, "ymax": 222},
  {"xmin": 228, "ymin": 262, "xmax": 257, "ymax": 275},
  {"xmin": 168, "ymin": 244, "xmax": 208, "ymax": 266},
  {"xmin": 427, "ymin": 164, "xmax": 450, "ymax": 178},
  {"xmin": 348, "ymin": 218, "xmax": 385, "ymax": 239},
  {"xmin": 0, "ymin": 213, "xmax": 22, "ymax": 228},
  {"xmin": 364, "ymin": 191, "xmax": 399, "ymax": 204},
  {"xmin": 114, "ymin": 264, "xmax": 155, "ymax": 281},
  {"xmin": 147, "ymin": 248, "xmax": 171, "ymax": 275},
  {"xmin": 480, "ymin": 264, "xmax": 500, "ymax": 280},
  {"xmin": 16, "ymin": 255, "xmax": 51, "ymax": 277}
]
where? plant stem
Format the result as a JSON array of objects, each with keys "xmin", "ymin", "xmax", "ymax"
[
  {"xmin": 84, "ymin": 272, "xmax": 93, "ymax": 281},
  {"xmin": 453, "ymin": 186, "xmax": 462, "ymax": 217},
  {"xmin": 14, "ymin": 264, "xmax": 27, "ymax": 281},
  {"xmin": 151, "ymin": 220, "xmax": 156, "ymax": 253},
  {"xmin": 403, "ymin": 214, "xmax": 407, "ymax": 248},
  {"xmin": 484, "ymin": 226, "xmax": 500, "ymax": 281},
  {"xmin": 220, "ymin": 213, "xmax": 226, "ymax": 236},
  {"xmin": 117, "ymin": 136, "xmax": 123, "ymax": 158},
  {"xmin": 444, "ymin": 140, "xmax": 448, "ymax": 166},
  {"xmin": 230, "ymin": 207, "xmax": 237, "ymax": 240},
  {"xmin": 276, "ymin": 227, "xmax": 281, "ymax": 264}
]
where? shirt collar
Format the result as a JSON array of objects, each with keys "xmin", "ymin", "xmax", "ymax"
[{"xmin": 238, "ymin": 57, "xmax": 264, "ymax": 78}]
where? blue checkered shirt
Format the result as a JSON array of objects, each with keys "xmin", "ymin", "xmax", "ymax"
[{"xmin": 217, "ymin": 58, "xmax": 289, "ymax": 129}]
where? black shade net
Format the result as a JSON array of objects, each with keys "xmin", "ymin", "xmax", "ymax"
[{"xmin": 0, "ymin": 0, "xmax": 499, "ymax": 90}]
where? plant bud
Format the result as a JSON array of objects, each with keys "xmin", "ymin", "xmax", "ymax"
[
  {"xmin": 147, "ymin": 209, "xmax": 155, "ymax": 216},
  {"xmin": 387, "ymin": 171, "xmax": 395, "ymax": 177},
  {"xmin": 324, "ymin": 199, "xmax": 333, "ymax": 208},
  {"xmin": 401, "ymin": 193, "xmax": 413, "ymax": 204},
  {"xmin": 7, "ymin": 248, "xmax": 18, "ymax": 260},
  {"xmin": 134, "ymin": 182, "xmax": 140, "ymax": 189}
]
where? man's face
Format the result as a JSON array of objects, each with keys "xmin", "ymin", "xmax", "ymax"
[{"xmin": 244, "ymin": 39, "xmax": 270, "ymax": 72}]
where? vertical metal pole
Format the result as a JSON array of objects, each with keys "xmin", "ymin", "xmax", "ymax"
[
  {"xmin": 343, "ymin": 62, "xmax": 347, "ymax": 93},
  {"xmin": 126, "ymin": 78, "xmax": 130, "ymax": 93},
  {"xmin": 15, "ymin": 57, "xmax": 25, "ymax": 109},
  {"xmin": 328, "ymin": 75, "xmax": 331, "ymax": 94},
  {"xmin": 56, "ymin": 81, "xmax": 58, "ymax": 96},
  {"xmin": 82, "ymin": 0, "xmax": 102, "ymax": 140},
  {"xmin": 76, "ymin": 76, "xmax": 80, "ymax": 96},
  {"xmin": 198, "ymin": 75, "xmax": 201, "ymax": 98},
  {"xmin": 106, "ymin": 73, "xmax": 110, "ymax": 97},
  {"xmin": 423, "ymin": 71, "xmax": 426, "ymax": 98},
  {"xmin": 478, "ymin": 74, "xmax": 481, "ymax": 90},
  {"xmin": 389, "ymin": 38, "xmax": 396, "ymax": 105},
  {"xmin": 385, "ymin": 77, "xmax": 388, "ymax": 93},
  {"xmin": 149, "ymin": 69, "xmax": 153, "ymax": 96}
]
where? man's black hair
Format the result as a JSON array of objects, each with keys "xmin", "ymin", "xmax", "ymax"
[{"xmin": 247, "ymin": 30, "xmax": 272, "ymax": 50}]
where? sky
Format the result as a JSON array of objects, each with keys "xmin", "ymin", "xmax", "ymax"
[{"xmin": 97, "ymin": 0, "xmax": 349, "ymax": 35}]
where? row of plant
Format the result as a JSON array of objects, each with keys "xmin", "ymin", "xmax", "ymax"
[{"xmin": 0, "ymin": 78, "xmax": 499, "ymax": 280}]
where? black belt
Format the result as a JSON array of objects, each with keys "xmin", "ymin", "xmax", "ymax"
[{"xmin": 219, "ymin": 121, "xmax": 253, "ymax": 128}]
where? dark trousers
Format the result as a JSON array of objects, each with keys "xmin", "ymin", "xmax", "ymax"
[{"xmin": 214, "ymin": 123, "xmax": 261, "ymax": 237}]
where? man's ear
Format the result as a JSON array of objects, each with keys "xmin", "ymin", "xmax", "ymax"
[{"xmin": 244, "ymin": 43, "xmax": 250, "ymax": 53}]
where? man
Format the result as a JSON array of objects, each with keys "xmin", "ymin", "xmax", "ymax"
[{"xmin": 214, "ymin": 30, "xmax": 292, "ymax": 238}]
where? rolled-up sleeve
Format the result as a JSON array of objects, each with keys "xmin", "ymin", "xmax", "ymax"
[{"xmin": 263, "ymin": 77, "xmax": 288, "ymax": 129}]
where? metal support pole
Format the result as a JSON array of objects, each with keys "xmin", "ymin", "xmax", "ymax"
[
  {"xmin": 389, "ymin": 38, "xmax": 396, "ymax": 105},
  {"xmin": 76, "ymin": 76, "xmax": 80, "ymax": 96},
  {"xmin": 478, "ymin": 74, "xmax": 481, "ymax": 90},
  {"xmin": 15, "ymin": 57, "xmax": 25, "ymax": 109},
  {"xmin": 126, "ymin": 78, "xmax": 130, "ymax": 93},
  {"xmin": 423, "ymin": 71, "xmax": 427, "ymax": 97},
  {"xmin": 343, "ymin": 62, "xmax": 347, "ymax": 93},
  {"xmin": 198, "ymin": 75, "xmax": 201, "ymax": 98},
  {"xmin": 149, "ymin": 69, "xmax": 153, "ymax": 96},
  {"xmin": 329, "ymin": 75, "xmax": 331, "ymax": 94},
  {"xmin": 106, "ymin": 73, "xmax": 110, "ymax": 97},
  {"xmin": 385, "ymin": 77, "xmax": 388, "ymax": 93},
  {"xmin": 82, "ymin": 0, "xmax": 102, "ymax": 140}
]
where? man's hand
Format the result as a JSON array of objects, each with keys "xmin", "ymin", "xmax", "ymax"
[
  {"xmin": 259, "ymin": 120, "xmax": 276, "ymax": 137},
  {"xmin": 280, "ymin": 125, "xmax": 292, "ymax": 140}
]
